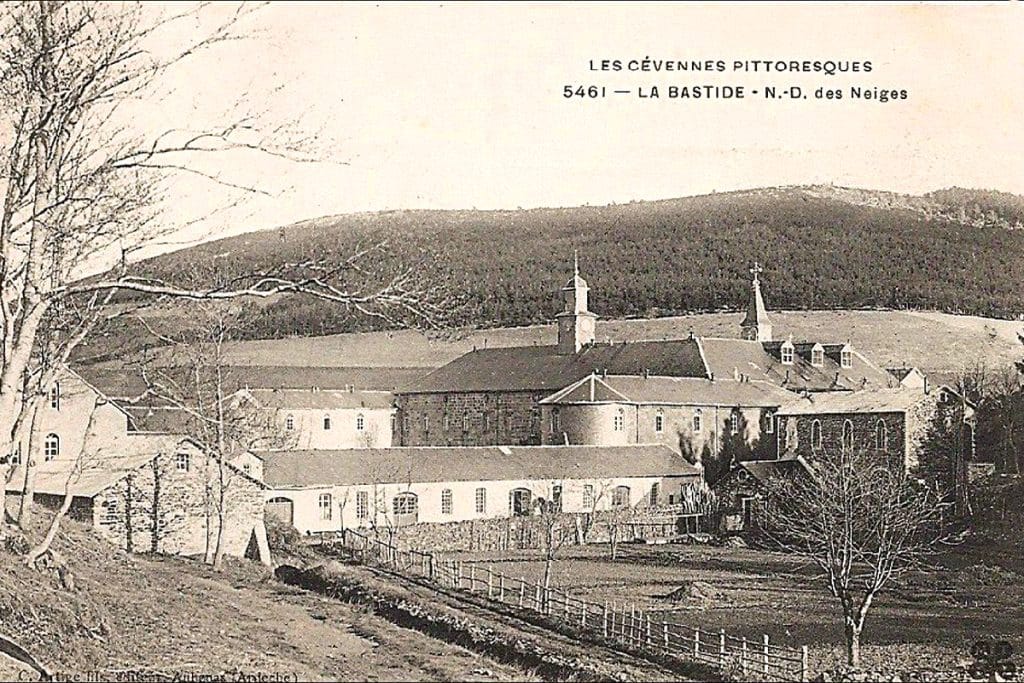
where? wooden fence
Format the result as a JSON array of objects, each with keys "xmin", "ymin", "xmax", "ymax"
[{"xmin": 318, "ymin": 529, "xmax": 808, "ymax": 681}]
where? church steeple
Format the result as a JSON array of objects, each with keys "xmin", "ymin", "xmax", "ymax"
[
  {"xmin": 740, "ymin": 262, "xmax": 773, "ymax": 342},
  {"xmin": 556, "ymin": 250, "xmax": 597, "ymax": 354}
]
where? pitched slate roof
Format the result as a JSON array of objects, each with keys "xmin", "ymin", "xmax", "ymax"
[
  {"xmin": 701, "ymin": 338, "xmax": 891, "ymax": 392},
  {"xmin": 5, "ymin": 434, "xmax": 187, "ymax": 497},
  {"xmin": 260, "ymin": 444, "xmax": 699, "ymax": 489},
  {"xmin": 74, "ymin": 362, "xmax": 426, "ymax": 400},
  {"xmin": 403, "ymin": 340, "xmax": 708, "ymax": 394},
  {"xmin": 737, "ymin": 457, "xmax": 813, "ymax": 484},
  {"xmin": 886, "ymin": 366, "xmax": 922, "ymax": 383},
  {"xmin": 540, "ymin": 374, "xmax": 796, "ymax": 407},
  {"xmin": 243, "ymin": 388, "xmax": 394, "ymax": 410},
  {"xmin": 776, "ymin": 388, "xmax": 927, "ymax": 416}
]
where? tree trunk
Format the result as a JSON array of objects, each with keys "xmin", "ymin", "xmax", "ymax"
[
  {"xmin": 844, "ymin": 620, "xmax": 861, "ymax": 667},
  {"xmin": 16, "ymin": 403, "xmax": 41, "ymax": 528},
  {"xmin": 25, "ymin": 488, "xmax": 74, "ymax": 568}
]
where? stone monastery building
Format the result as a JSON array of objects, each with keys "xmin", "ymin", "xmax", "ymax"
[{"xmin": 395, "ymin": 260, "xmax": 898, "ymax": 461}]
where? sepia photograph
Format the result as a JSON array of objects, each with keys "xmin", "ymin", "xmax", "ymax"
[{"xmin": 1, "ymin": 1, "xmax": 1022, "ymax": 681}]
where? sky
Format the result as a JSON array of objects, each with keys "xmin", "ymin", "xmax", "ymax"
[{"xmin": 136, "ymin": 1, "xmax": 1024, "ymax": 254}]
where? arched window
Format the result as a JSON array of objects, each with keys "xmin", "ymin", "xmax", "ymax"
[
  {"xmin": 462, "ymin": 414, "xmax": 470, "ymax": 432},
  {"xmin": 49, "ymin": 383, "xmax": 60, "ymax": 410},
  {"xmin": 285, "ymin": 414, "xmax": 295, "ymax": 431},
  {"xmin": 649, "ymin": 482, "xmax": 660, "ymax": 507},
  {"xmin": 613, "ymin": 408, "xmax": 625, "ymax": 432},
  {"xmin": 612, "ymin": 485, "xmax": 630, "ymax": 508},
  {"xmin": 875, "ymin": 420, "xmax": 888, "ymax": 451},
  {"xmin": 550, "ymin": 408, "xmax": 560, "ymax": 433},
  {"xmin": 842, "ymin": 420, "xmax": 854, "ymax": 453},
  {"xmin": 811, "ymin": 420, "xmax": 822, "ymax": 449},
  {"xmin": 693, "ymin": 409, "xmax": 702, "ymax": 433},
  {"xmin": 654, "ymin": 411, "xmax": 664, "ymax": 433},
  {"xmin": 392, "ymin": 492, "xmax": 418, "ymax": 526},
  {"xmin": 323, "ymin": 414, "xmax": 332, "ymax": 430},
  {"xmin": 509, "ymin": 487, "xmax": 532, "ymax": 516},
  {"xmin": 356, "ymin": 413, "xmax": 365, "ymax": 431},
  {"xmin": 43, "ymin": 433, "xmax": 60, "ymax": 461}
]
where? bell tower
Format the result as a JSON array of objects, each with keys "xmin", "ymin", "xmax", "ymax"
[
  {"xmin": 740, "ymin": 262, "xmax": 773, "ymax": 342},
  {"xmin": 556, "ymin": 251, "xmax": 597, "ymax": 354}
]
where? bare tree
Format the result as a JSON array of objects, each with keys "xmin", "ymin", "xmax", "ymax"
[
  {"xmin": 133, "ymin": 298, "xmax": 292, "ymax": 569},
  {"xmin": 0, "ymin": 2, "xmax": 444, "ymax": 542},
  {"xmin": 535, "ymin": 482, "xmax": 569, "ymax": 601},
  {"xmin": 758, "ymin": 449, "xmax": 943, "ymax": 667}
]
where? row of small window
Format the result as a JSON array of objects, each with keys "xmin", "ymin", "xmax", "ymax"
[
  {"xmin": 315, "ymin": 484, "xmax": 636, "ymax": 521},
  {"xmin": 285, "ymin": 413, "xmax": 368, "ymax": 431},
  {"xmin": 779, "ymin": 345, "xmax": 853, "ymax": 369},
  {"xmin": 549, "ymin": 409, "xmax": 772, "ymax": 436},
  {"xmin": 793, "ymin": 419, "xmax": 889, "ymax": 451},
  {"xmin": 412, "ymin": 414, "xmax": 503, "ymax": 434}
]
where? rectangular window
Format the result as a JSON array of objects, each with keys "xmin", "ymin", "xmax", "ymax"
[
  {"xmin": 175, "ymin": 452, "xmax": 190, "ymax": 472},
  {"xmin": 654, "ymin": 414, "xmax": 664, "ymax": 433},
  {"xmin": 841, "ymin": 350, "xmax": 852, "ymax": 368},
  {"xmin": 764, "ymin": 412, "xmax": 774, "ymax": 434},
  {"xmin": 650, "ymin": 483, "xmax": 660, "ymax": 507},
  {"xmin": 319, "ymin": 492, "xmax": 333, "ymax": 520},
  {"xmin": 356, "ymin": 490, "xmax": 369, "ymax": 519},
  {"xmin": 613, "ymin": 410, "xmax": 624, "ymax": 432},
  {"xmin": 242, "ymin": 463, "xmax": 251, "ymax": 475},
  {"xmin": 441, "ymin": 488, "xmax": 453, "ymax": 515},
  {"xmin": 49, "ymin": 384, "xmax": 60, "ymax": 410},
  {"xmin": 551, "ymin": 484, "xmax": 562, "ymax": 513},
  {"xmin": 475, "ymin": 487, "xmax": 487, "ymax": 514},
  {"xmin": 323, "ymin": 415, "xmax": 332, "ymax": 430},
  {"xmin": 582, "ymin": 484, "xmax": 594, "ymax": 509}
]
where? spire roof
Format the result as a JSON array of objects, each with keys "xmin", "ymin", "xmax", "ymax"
[
  {"xmin": 563, "ymin": 249, "xmax": 588, "ymax": 290},
  {"xmin": 740, "ymin": 261, "xmax": 770, "ymax": 328}
]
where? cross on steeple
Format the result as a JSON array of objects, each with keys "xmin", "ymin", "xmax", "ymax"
[{"xmin": 750, "ymin": 261, "xmax": 763, "ymax": 284}]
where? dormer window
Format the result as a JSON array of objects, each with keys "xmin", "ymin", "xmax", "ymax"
[
  {"xmin": 780, "ymin": 342, "xmax": 794, "ymax": 365},
  {"xmin": 840, "ymin": 348, "xmax": 853, "ymax": 369},
  {"xmin": 811, "ymin": 345, "xmax": 824, "ymax": 368}
]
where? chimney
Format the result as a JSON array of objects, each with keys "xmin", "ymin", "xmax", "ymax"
[
  {"xmin": 784, "ymin": 370, "xmax": 790, "ymax": 384},
  {"xmin": 924, "ymin": 376, "xmax": 930, "ymax": 394},
  {"xmin": 642, "ymin": 368, "xmax": 649, "ymax": 379},
  {"xmin": 709, "ymin": 372, "xmax": 715, "ymax": 382},
  {"xmin": 733, "ymin": 367, "xmax": 740, "ymax": 381},
  {"xmin": 348, "ymin": 384, "xmax": 354, "ymax": 393}
]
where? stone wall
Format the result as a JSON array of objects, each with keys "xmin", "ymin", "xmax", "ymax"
[
  {"xmin": 386, "ymin": 509, "xmax": 687, "ymax": 553},
  {"xmin": 397, "ymin": 391, "xmax": 546, "ymax": 446},
  {"xmin": 92, "ymin": 446, "xmax": 265, "ymax": 559},
  {"xmin": 780, "ymin": 411, "xmax": 906, "ymax": 469}
]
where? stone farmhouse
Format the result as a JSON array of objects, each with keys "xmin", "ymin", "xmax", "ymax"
[
  {"xmin": 258, "ymin": 444, "xmax": 699, "ymax": 534},
  {"xmin": 4, "ymin": 366, "xmax": 269, "ymax": 562},
  {"xmin": 394, "ymin": 261, "xmax": 894, "ymax": 457}
]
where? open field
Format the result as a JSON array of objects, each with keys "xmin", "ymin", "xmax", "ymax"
[
  {"xmin": 217, "ymin": 309, "xmax": 1024, "ymax": 381},
  {"xmin": 444, "ymin": 543, "xmax": 1024, "ymax": 677}
]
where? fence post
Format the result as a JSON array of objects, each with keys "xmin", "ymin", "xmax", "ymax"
[
  {"xmin": 719, "ymin": 628, "xmax": 726, "ymax": 667},
  {"xmin": 694, "ymin": 627, "xmax": 700, "ymax": 656},
  {"xmin": 741, "ymin": 637, "xmax": 748, "ymax": 677},
  {"xmin": 487, "ymin": 566, "xmax": 493, "ymax": 599},
  {"xmin": 763, "ymin": 634, "xmax": 769, "ymax": 677},
  {"xmin": 645, "ymin": 613, "xmax": 652, "ymax": 648},
  {"xmin": 456, "ymin": 561, "xmax": 463, "ymax": 589},
  {"xmin": 499, "ymin": 573, "xmax": 505, "ymax": 602},
  {"xmin": 663, "ymin": 621, "xmax": 669, "ymax": 651},
  {"xmin": 580, "ymin": 600, "xmax": 586, "ymax": 628},
  {"xmin": 519, "ymin": 579, "xmax": 525, "ymax": 608},
  {"xmin": 800, "ymin": 645, "xmax": 809, "ymax": 682},
  {"xmin": 602, "ymin": 601, "xmax": 609, "ymax": 638},
  {"xmin": 630, "ymin": 604, "xmax": 636, "ymax": 645},
  {"xmin": 535, "ymin": 582, "xmax": 542, "ymax": 612},
  {"xmin": 469, "ymin": 564, "xmax": 476, "ymax": 592}
]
